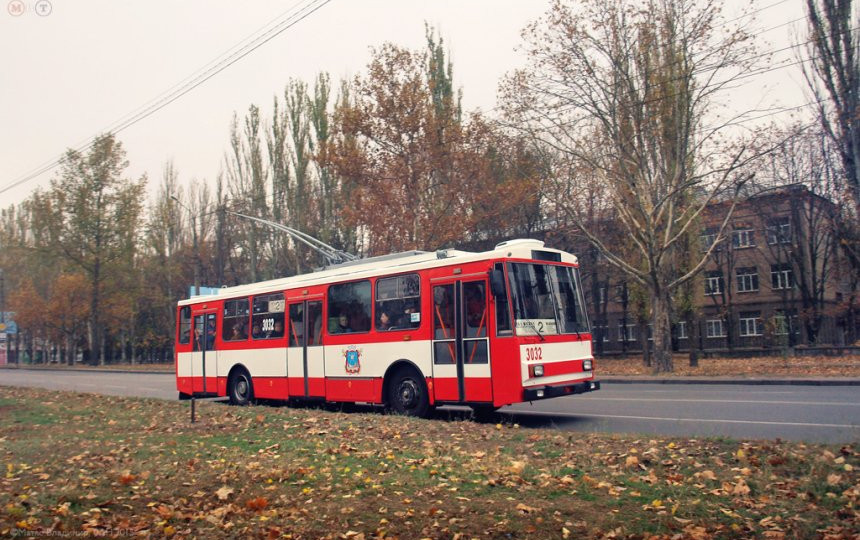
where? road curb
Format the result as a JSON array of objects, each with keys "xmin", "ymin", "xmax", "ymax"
[
  {"xmin": 600, "ymin": 377, "xmax": 860, "ymax": 386},
  {"xmin": 3, "ymin": 366, "xmax": 859, "ymax": 386}
]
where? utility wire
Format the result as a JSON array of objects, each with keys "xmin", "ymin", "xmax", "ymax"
[
  {"xmin": 514, "ymin": 23, "xmax": 857, "ymax": 127},
  {"xmin": 0, "ymin": 0, "xmax": 332, "ymax": 196}
]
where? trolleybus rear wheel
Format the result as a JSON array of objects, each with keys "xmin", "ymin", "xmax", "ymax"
[
  {"xmin": 228, "ymin": 369, "xmax": 254, "ymax": 406},
  {"xmin": 388, "ymin": 367, "xmax": 431, "ymax": 418}
]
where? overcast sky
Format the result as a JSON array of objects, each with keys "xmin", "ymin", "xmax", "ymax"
[{"xmin": 1, "ymin": 0, "xmax": 810, "ymax": 207}]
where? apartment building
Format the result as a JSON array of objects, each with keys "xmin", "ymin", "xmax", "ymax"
[{"xmin": 579, "ymin": 185, "xmax": 858, "ymax": 355}]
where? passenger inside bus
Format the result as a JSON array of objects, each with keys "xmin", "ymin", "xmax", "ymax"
[
  {"xmin": 262, "ymin": 319, "xmax": 284, "ymax": 339},
  {"xmin": 332, "ymin": 313, "xmax": 352, "ymax": 333},
  {"xmin": 251, "ymin": 322, "xmax": 262, "ymax": 338},
  {"xmin": 378, "ymin": 311, "xmax": 395, "ymax": 331},
  {"xmin": 229, "ymin": 323, "xmax": 246, "ymax": 341},
  {"xmin": 193, "ymin": 326, "xmax": 203, "ymax": 351},
  {"xmin": 272, "ymin": 320, "xmax": 283, "ymax": 338},
  {"xmin": 206, "ymin": 320, "xmax": 216, "ymax": 350}
]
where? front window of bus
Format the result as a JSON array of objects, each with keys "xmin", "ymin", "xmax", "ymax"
[{"xmin": 507, "ymin": 263, "xmax": 589, "ymax": 336}]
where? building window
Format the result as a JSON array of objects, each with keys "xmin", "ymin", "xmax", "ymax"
[
  {"xmin": 616, "ymin": 283, "xmax": 629, "ymax": 303},
  {"xmin": 618, "ymin": 323, "xmax": 637, "ymax": 342},
  {"xmin": 771, "ymin": 264, "xmax": 794, "ymax": 290},
  {"xmin": 738, "ymin": 311, "xmax": 763, "ymax": 337},
  {"xmin": 700, "ymin": 227, "xmax": 722, "ymax": 252},
  {"xmin": 674, "ymin": 321, "xmax": 688, "ymax": 339},
  {"xmin": 736, "ymin": 267, "xmax": 759, "ymax": 293},
  {"xmin": 593, "ymin": 324, "xmax": 610, "ymax": 342},
  {"xmin": 732, "ymin": 226, "xmax": 755, "ymax": 249},
  {"xmin": 767, "ymin": 217, "xmax": 792, "ymax": 245},
  {"xmin": 772, "ymin": 310, "xmax": 798, "ymax": 336},
  {"xmin": 597, "ymin": 284, "xmax": 607, "ymax": 306},
  {"xmin": 706, "ymin": 319, "xmax": 725, "ymax": 338},
  {"xmin": 704, "ymin": 271, "xmax": 724, "ymax": 296}
]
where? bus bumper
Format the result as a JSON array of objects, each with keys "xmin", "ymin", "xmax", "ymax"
[{"xmin": 523, "ymin": 380, "xmax": 600, "ymax": 401}]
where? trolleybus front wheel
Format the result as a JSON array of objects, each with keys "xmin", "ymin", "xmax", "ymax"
[
  {"xmin": 388, "ymin": 367, "xmax": 431, "ymax": 418},
  {"xmin": 470, "ymin": 405, "xmax": 499, "ymax": 422},
  {"xmin": 228, "ymin": 368, "xmax": 254, "ymax": 406}
]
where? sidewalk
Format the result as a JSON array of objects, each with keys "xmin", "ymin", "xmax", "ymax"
[
  {"xmin": 600, "ymin": 375, "xmax": 860, "ymax": 385},
  {"xmin": 0, "ymin": 364, "xmax": 173, "ymax": 375}
]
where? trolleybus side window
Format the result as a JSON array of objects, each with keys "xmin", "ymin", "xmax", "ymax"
[
  {"xmin": 375, "ymin": 274, "xmax": 421, "ymax": 331},
  {"xmin": 178, "ymin": 306, "xmax": 191, "ymax": 344},
  {"xmin": 328, "ymin": 280, "xmax": 371, "ymax": 334},
  {"xmin": 493, "ymin": 262, "xmax": 512, "ymax": 336},
  {"xmin": 307, "ymin": 301, "xmax": 323, "ymax": 345},
  {"xmin": 548, "ymin": 265, "xmax": 589, "ymax": 334},
  {"xmin": 288, "ymin": 303, "xmax": 304, "ymax": 347},
  {"xmin": 432, "ymin": 284, "xmax": 456, "ymax": 364},
  {"xmin": 223, "ymin": 298, "xmax": 250, "ymax": 341},
  {"xmin": 252, "ymin": 293, "xmax": 285, "ymax": 340}
]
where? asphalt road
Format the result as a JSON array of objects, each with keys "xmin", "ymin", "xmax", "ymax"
[{"xmin": 1, "ymin": 369, "xmax": 858, "ymax": 443}]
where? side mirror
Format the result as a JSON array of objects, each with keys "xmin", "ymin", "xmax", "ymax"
[{"xmin": 489, "ymin": 269, "xmax": 507, "ymax": 298}]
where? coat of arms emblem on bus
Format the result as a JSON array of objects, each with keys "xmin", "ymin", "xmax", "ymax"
[{"xmin": 343, "ymin": 346, "xmax": 362, "ymax": 374}]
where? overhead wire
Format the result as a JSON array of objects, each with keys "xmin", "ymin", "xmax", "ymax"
[
  {"xmin": 0, "ymin": 0, "xmax": 332, "ymax": 196},
  {"xmin": 5, "ymin": 0, "xmax": 846, "ymax": 232}
]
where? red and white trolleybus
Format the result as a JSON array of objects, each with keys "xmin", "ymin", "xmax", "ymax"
[{"xmin": 175, "ymin": 239, "xmax": 600, "ymax": 417}]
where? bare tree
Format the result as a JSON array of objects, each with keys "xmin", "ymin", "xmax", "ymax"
[
  {"xmin": 759, "ymin": 126, "xmax": 842, "ymax": 344},
  {"xmin": 803, "ymin": 0, "xmax": 860, "ymax": 342},
  {"xmin": 502, "ymin": 0, "xmax": 764, "ymax": 371},
  {"xmin": 804, "ymin": 0, "xmax": 860, "ymax": 215}
]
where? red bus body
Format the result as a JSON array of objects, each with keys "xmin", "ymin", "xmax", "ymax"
[{"xmin": 175, "ymin": 239, "xmax": 599, "ymax": 415}]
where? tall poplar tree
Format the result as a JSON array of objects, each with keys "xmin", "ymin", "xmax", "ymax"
[{"xmin": 51, "ymin": 134, "xmax": 145, "ymax": 364}]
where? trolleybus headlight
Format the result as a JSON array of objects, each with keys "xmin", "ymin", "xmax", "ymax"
[
  {"xmin": 534, "ymin": 365, "xmax": 544, "ymax": 377},
  {"xmin": 583, "ymin": 359, "xmax": 593, "ymax": 371}
]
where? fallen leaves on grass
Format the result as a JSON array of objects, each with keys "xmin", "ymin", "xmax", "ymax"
[{"xmin": 0, "ymin": 386, "xmax": 856, "ymax": 539}]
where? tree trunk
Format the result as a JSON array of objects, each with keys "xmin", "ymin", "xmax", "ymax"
[
  {"xmin": 641, "ymin": 321, "xmax": 651, "ymax": 367},
  {"xmin": 651, "ymin": 289, "xmax": 673, "ymax": 373},
  {"xmin": 687, "ymin": 314, "xmax": 699, "ymax": 367},
  {"xmin": 99, "ymin": 334, "xmax": 106, "ymax": 366}
]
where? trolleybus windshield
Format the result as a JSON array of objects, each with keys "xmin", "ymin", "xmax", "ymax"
[{"xmin": 507, "ymin": 263, "xmax": 589, "ymax": 336}]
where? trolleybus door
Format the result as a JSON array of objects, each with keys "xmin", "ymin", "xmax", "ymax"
[
  {"xmin": 431, "ymin": 279, "xmax": 492, "ymax": 403},
  {"xmin": 191, "ymin": 311, "xmax": 217, "ymax": 395},
  {"xmin": 287, "ymin": 300, "xmax": 325, "ymax": 398}
]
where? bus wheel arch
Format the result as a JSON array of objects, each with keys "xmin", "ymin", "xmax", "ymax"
[
  {"xmin": 383, "ymin": 360, "xmax": 432, "ymax": 418},
  {"xmin": 227, "ymin": 365, "xmax": 254, "ymax": 406}
]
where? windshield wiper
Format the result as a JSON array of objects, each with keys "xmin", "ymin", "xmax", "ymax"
[{"xmin": 528, "ymin": 321, "xmax": 546, "ymax": 342}]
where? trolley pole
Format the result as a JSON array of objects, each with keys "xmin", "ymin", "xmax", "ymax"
[
  {"xmin": 0, "ymin": 269, "xmax": 6, "ymax": 364},
  {"xmin": 0, "ymin": 269, "xmax": 7, "ymax": 365}
]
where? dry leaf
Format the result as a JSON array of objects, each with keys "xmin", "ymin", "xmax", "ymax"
[
  {"xmin": 700, "ymin": 470, "xmax": 717, "ymax": 481},
  {"xmin": 215, "ymin": 486, "xmax": 234, "ymax": 501},
  {"xmin": 515, "ymin": 503, "xmax": 539, "ymax": 513}
]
